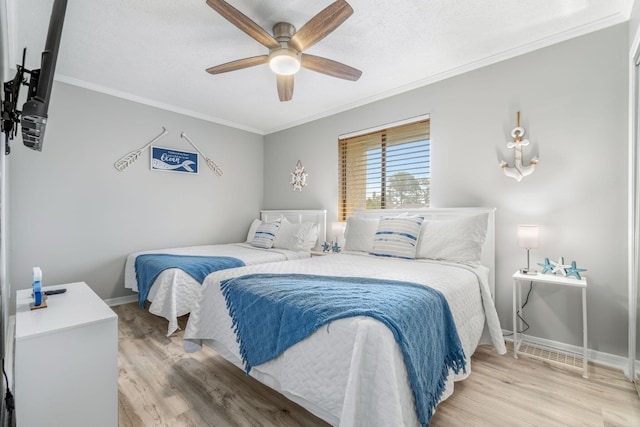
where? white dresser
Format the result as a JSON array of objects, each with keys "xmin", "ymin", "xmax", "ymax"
[{"xmin": 14, "ymin": 282, "xmax": 118, "ymax": 427}]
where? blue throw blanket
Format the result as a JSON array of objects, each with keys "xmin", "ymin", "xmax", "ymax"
[
  {"xmin": 220, "ymin": 273, "xmax": 466, "ymax": 426},
  {"xmin": 135, "ymin": 254, "xmax": 245, "ymax": 307}
]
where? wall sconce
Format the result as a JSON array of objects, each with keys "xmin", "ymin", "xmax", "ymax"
[{"xmin": 518, "ymin": 225, "xmax": 540, "ymax": 274}]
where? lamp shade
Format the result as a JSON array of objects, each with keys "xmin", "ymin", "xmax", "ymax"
[
  {"xmin": 331, "ymin": 222, "xmax": 345, "ymax": 240},
  {"xmin": 517, "ymin": 225, "xmax": 540, "ymax": 249}
]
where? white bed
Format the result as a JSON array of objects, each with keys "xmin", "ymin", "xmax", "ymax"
[
  {"xmin": 183, "ymin": 208, "xmax": 506, "ymax": 426},
  {"xmin": 124, "ymin": 209, "xmax": 326, "ymax": 335}
]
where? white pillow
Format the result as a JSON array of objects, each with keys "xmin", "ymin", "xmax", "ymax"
[
  {"xmin": 250, "ymin": 220, "xmax": 281, "ymax": 249},
  {"xmin": 343, "ymin": 217, "xmax": 380, "ymax": 252},
  {"xmin": 299, "ymin": 222, "xmax": 319, "ymax": 251},
  {"xmin": 416, "ymin": 213, "xmax": 489, "ymax": 264},
  {"xmin": 370, "ymin": 216, "xmax": 424, "ymax": 259},
  {"xmin": 245, "ymin": 218, "xmax": 262, "ymax": 243},
  {"xmin": 273, "ymin": 218, "xmax": 303, "ymax": 251}
]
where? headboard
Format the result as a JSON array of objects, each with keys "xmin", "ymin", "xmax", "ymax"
[
  {"xmin": 260, "ymin": 210, "xmax": 327, "ymax": 250},
  {"xmin": 352, "ymin": 208, "xmax": 496, "ymax": 297}
]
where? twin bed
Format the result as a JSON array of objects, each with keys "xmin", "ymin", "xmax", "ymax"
[
  {"xmin": 124, "ymin": 209, "xmax": 327, "ymax": 335},
  {"xmin": 175, "ymin": 207, "xmax": 506, "ymax": 426}
]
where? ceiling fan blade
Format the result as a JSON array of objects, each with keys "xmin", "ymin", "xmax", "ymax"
[
  {"xmin": 289, "ymin": 0, "xmax": 353, "ymax": 52},
  {"xmin": 277, "ymin": 75, "xmax": 294, "ymax": 102},
  {"xmin": 206, "ymin": 0, "xmax": 279, "ymax": 49},
  {"xmin": 206, "ymin": 55, "xmax": 269, "ymax": 74},
  {"xmin": 301, "ymin": 54, "xmax": 361, "ymax": 81}
]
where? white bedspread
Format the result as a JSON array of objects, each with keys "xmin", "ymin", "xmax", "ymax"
[
  {"xmin": 124, "ymin": 243, "xmax": 310, "ymax": 335},
  {"xmin": 183, "ymin": 253, "xmax": 506, "ymax": 426}
]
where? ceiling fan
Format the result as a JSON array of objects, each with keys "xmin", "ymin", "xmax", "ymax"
[{"xmin": 205, "ymin": 0, "xmax": 362, "ymax": 102}]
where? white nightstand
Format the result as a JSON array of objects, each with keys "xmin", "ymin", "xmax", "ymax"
[
  {"xmin": 512, "ymin": 271, "xmax": 588, "ymax": 378},
  {"xmin": 310, "ymin": 250, "xmax": 339, "ymax": 257},
  {"xmin": 14, "ymin": 282, "xmax": 118, "ymax": 426}
]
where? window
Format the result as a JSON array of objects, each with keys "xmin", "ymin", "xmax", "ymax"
[{"xmin": 338, "ymin": 117, "xmax": 430, "ymax": 221}]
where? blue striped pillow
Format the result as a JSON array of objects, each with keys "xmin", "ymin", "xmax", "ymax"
[
  {"xmin": 250, "ymin": 220, "xmax": 281, "ymax": 249},
  {"xmin": 370, "ymin": 216, "xmax": 424, "ymax": 259}
]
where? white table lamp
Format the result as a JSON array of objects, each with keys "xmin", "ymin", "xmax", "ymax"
[
  {"xmin": 331, "ymin": 222, "xmax": 346, "ymax": 245},
  {"xmin": 518, "ymin": 225, "xmax": 540, "ymax": 274}
]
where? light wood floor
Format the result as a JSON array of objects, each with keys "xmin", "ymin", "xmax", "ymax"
[{"xmin": 115, "ymin": 302, "xmax": 640, "ymax": 426}]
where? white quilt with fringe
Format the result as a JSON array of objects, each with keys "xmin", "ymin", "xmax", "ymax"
[
  {"xmin": 183, "ymin": 253, "xmax": 506, "ymax": 426},
  {"xmin": 125, "ymin": 243, "xmax": 309, "ymax": 335}
]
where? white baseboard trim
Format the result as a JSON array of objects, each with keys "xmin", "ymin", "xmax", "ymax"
[
  {"xmin": 502, "ymin": 329, "xmax": 636, "ymax": 379},
  {"xmin": 104, "ymin": 294, "xmax": 137, "ymax": 307}
]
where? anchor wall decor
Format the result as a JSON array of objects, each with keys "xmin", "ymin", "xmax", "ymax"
[{"xmin": 500, "ymin": 112, "xmax": 538, "ymax": 182}]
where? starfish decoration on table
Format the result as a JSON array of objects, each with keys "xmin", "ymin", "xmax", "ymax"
[
  {"xmin": 550, "ymin": 257, "xmax": 570, "ymax": 276},
  {"xmin": 537, "ymin": 258, "xmax": 554, "ymax": 274},
  {"xmin": 565, "ymin": 261, "xmax": 587, "ymax": 280},
  {"xmin": 322, "ymin": 241, "xmax": 331, "ymax": 253}
]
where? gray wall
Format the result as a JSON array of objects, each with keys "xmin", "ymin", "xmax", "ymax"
[
  {"xmin": 630, "ymin": 0, "xmax": 640, "ymax": 364},
  {"xmin": 8, "ymin": 82, "xmax": 264, "ymax": 304},
  {"xmin": 264, "ymin": 24, "xmax": 629, "ymax": 357},
  {"xmin": 0, "ymin": 0, "xmax": 9, "ymax": 409},
  {"xmin": 631, "ymin": 0, "xmax": 640, "ymax": 45}
]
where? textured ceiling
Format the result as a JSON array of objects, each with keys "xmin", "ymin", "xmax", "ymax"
[{"xmin": 7, "ymin": 0, "xmax": 633, "ymax": 135}]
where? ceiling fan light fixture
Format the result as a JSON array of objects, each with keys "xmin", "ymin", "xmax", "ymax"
[
  {"xmin": 206, "ymin": 0, "xmax": 360, "ymax": 100},
  {"xmin": 269, "ymin": 49, "xmax": 301, "ymax": 75}
]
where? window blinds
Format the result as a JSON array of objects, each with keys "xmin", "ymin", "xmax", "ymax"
[{"xmin": 338, "ymin": 119, "xmax": 430, "ymax": 221}]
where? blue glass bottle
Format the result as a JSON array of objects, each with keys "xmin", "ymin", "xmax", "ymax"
[{"xmin": 33, "ymin": 267, "xmax": 42, "ymax": 306}]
